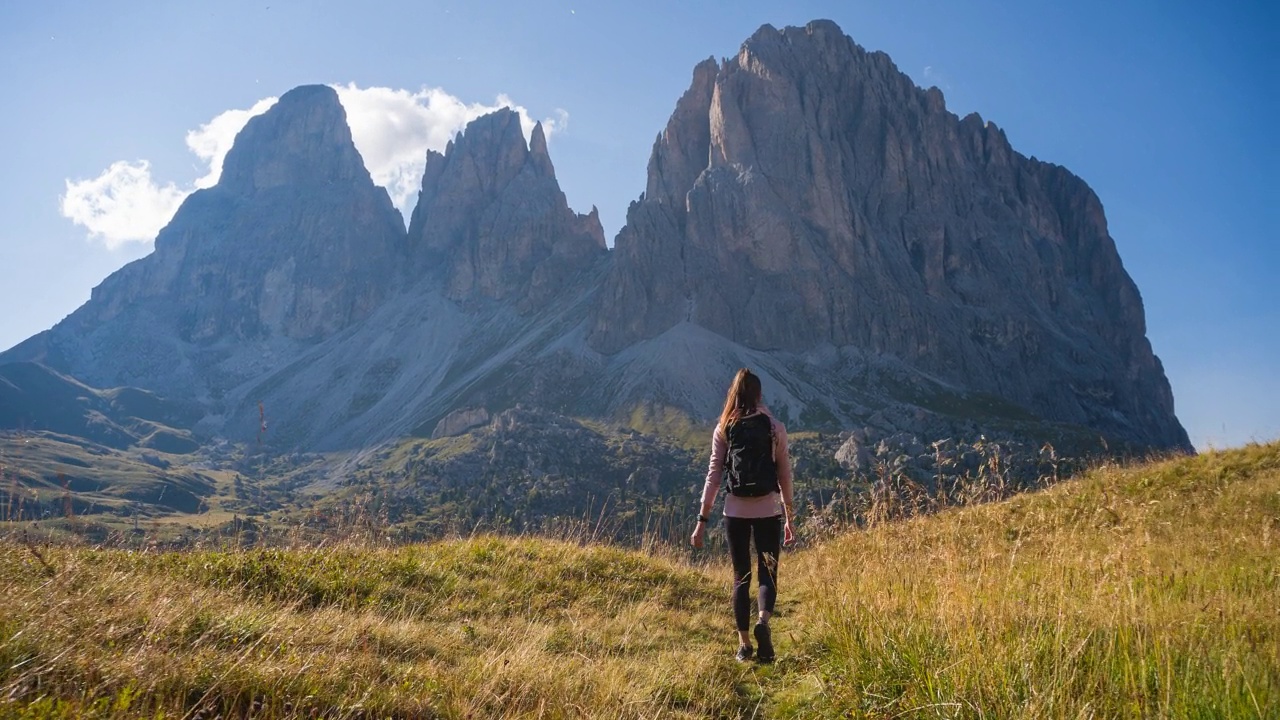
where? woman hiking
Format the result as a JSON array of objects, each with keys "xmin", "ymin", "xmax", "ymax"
[{"xmin": 691, "ymin": 368, "xmax": 796, "ymax": 662}]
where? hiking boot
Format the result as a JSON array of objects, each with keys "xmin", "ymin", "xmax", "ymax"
[
  {"xmin": 754, "ymin": 622, "xmax": 774, "ymax": 662},
  {"xmin": 735, "ymin": 644, "xmax": 754, "ymax": 662}
]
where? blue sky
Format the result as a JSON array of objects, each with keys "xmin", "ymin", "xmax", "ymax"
[{"xmin": 1, "ymin": 0, "xmax": 1276, "ymax": 449}]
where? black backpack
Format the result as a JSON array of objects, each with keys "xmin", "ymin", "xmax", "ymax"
[{"xmin": 724, "ymin": 412, "xmax": 779, "ymax": 497}]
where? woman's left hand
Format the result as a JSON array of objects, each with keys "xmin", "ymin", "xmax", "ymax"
[
  {"xmin": 783, "ymin": 518, "xmax": 796, "ymax": 547},
  {"xmin": 690, "ymin": 522, "xmax": 706, "ymax": 549}
]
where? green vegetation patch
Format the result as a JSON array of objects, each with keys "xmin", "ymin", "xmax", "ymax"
[
  {"xmin": 1, "ymin": 434, "xmax": 216, "ymax": 519},
  {"xmin": 626, "ymin": 403, "xmax": 710, "ymax": 450}
]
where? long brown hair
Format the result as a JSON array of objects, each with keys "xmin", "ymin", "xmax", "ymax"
[{"xmin": 718, "ymin": 368, "xmax": 762, "ymax": 434}]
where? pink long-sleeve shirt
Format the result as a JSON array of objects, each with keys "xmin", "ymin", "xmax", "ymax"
[{"xmin": 699, "ymin": 407, "xmax": 794, "ymax": 518}]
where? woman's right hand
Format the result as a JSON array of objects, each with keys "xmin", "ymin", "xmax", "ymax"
[{"xmin": 690, "ymin": 522, "xmax": 706, "ymax": 549}]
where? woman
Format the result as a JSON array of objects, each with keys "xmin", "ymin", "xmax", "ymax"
[{"xmin": 691, "ymin": 368, "xmax": 796, "ymax": 662}]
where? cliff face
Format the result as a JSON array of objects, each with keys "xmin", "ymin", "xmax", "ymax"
[
  {"xmin": 589, "ymin": 20, "xmax": 1187, "ymax": 449},
  {"xmin": 407, "ymin": 108, "xmax": 606, "ymax": 310}
]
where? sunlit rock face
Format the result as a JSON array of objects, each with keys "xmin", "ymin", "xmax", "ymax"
[{"xmin": 589, "ymin": 20, "xmax": 1188, "ymax": 450}]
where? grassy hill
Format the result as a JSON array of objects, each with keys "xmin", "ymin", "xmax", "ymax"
[
  {"xmin": 0, "ymin": 433, "xmax": 220, "ymax": 521},
  {"xmin": 1, "ymin": 442, "xmax": 1276, "ymax": 718},
  {"xmin": 0, "ymin": 362, "xmax": 202, "ymax": 452},
  {"xmin": 777, "ymin": 441, "xmax": 1280, "ymax": 718}
]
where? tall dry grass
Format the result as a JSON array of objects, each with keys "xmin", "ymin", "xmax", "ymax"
[
  {"xmin": 2, "ymin": 443, "xmax": 1277, "ymax": 718},
  {"xmin": 775, "ymin": 442, "xmax": 1280, "ymax": 718},
  {"xmin": 0, "ymin": 537, "xmax": 751, "ymax": 719}
]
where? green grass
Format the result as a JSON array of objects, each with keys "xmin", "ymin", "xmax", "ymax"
[
  {"xmin": 1, "ymin": 442, "xmax": 1277, "ymax": 718},
  {"xmin": 0, "ymin": 434, "xmax": 217, "ymax": 518},
  {"xmin": 625, "ymin": 404, "xmax": 709, "ymax": 451}
]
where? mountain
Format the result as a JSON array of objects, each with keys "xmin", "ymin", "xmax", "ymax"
[
  {"xmin": 5, "ymin": 85, "xmax": 405, "ymax": 402},
  {"xmin": 1, "ymin": 21, "xmax": 1191, "ymax": 525},
  {"xmin": 589, "ymin": 20, "xmax": 1186, "ymax": 450},
  {"xmin": 407, "ymin": 108, "xmax": 606, "ymax": 310},
  {"xmin": 4, "ymin": 86, "xmax": 610, "ymax": 452}
]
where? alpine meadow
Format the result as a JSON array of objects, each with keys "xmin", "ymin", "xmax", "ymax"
[{"xmin": 3, "ymin": 444, "xmax": 1277, "ymax": 717}]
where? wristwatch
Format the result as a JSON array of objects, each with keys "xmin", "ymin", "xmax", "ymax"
[{"xmin": 696, "ymin": 514, "xmax": 709, "ymax": 523}]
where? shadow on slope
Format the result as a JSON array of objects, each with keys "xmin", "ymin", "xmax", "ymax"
[
  {"xmin": 0, "ymin": 361, "xmax": 201, "ymax": 452},
  {"xmin": 1, "ymin": 432, "xmax": 216, "ymax": 518}
]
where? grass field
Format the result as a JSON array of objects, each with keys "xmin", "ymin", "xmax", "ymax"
[
  {"xmin": 2, "ymin": 442, "xmax": 1276, "ymax": 718},
  {"xmin": 776, "ymin": 442, "xmax": 1280, "ymax": 718}
]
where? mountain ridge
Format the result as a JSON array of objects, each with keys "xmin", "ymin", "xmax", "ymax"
[{"xmin": 2, "ymin": 20, "xmax": 1191, "ymax": 481}]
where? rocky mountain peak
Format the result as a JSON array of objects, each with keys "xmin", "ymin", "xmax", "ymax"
[
  {"xmin": 589, "ymin": 19, "xmax": 1189, "ymax": 450},
  {"xmin": 219, "ymin": 84, "xmax": 374, "ymax": 194},
  {"xmin": 528, "ymin": 121, "xmax": 555, "ymax": 178},
  {"xmin": 407, "ymin": 109, "xmax": 606, "ymax": 309},
  {"xmin": 645, "ymin": 56, "xmax": 718, "ymax": 208},
  {"xmin": 5, "ymin": 83, "xmax": 406, "ymax": 397}
]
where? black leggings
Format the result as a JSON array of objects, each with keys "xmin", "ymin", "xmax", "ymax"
[{"xmin": 725, "ymin": 515, "xmax": 782, "ymax": 632}]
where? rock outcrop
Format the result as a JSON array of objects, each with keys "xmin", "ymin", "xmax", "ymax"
[
  {"xmin": 407, "ymin": 108, "xmax": 606, "ymax": 310},
  {"xmin": 431, "ymin": 407, "xmax": 491, "ymax": 439},
  {"xmin": 589, "ymin": 20, "xmax": 1188, "ymax": 450}
]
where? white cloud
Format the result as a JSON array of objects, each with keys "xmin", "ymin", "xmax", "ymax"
[
  {"xmin": 922, "ymin": 65, "xmax": 952, "ymax": 91},
  {"xmin": 60, "ymin": 97, "xmax": 277, "ymax": 249},
  {"xmin": 61, "ymin": 86, "xmax": 569, "ymax": 247},
  {"xmin": 333, "ymin": 83, "xmax": 568, "ymax": 215},
  {"xmin": 60, "ymin": 161, "xmax": 186, "ymax": 250},
  {"xmin": 186, "ymin": 97, "xmax": 279, "ymax": 189}
]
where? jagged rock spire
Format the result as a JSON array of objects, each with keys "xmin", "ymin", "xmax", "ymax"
[{"xmin": 407, "ymin": 108, "xmax": 605, "ymax": 309}]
